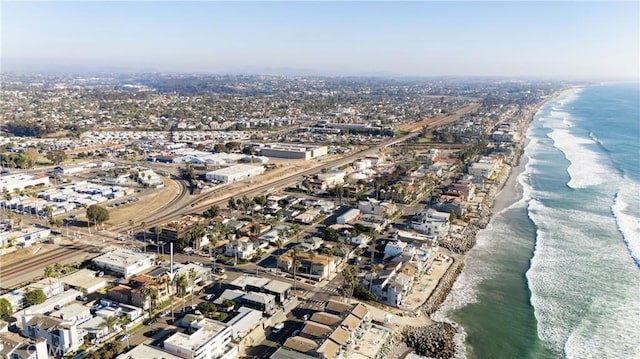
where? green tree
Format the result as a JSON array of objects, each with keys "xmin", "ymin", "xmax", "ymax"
[
  {"xmin": 45, "ymin": 149, "xmax": 67, "ymax": 165},
  {"xmin": 0, "ymin": 298, "xmax": 12, "ymax": 319},
  {"xmin": 228, "ymin": 197, "xmax": 237, "ymax": 211},
  {"xmin": 86, "ymin": 205, "xmax": 109, "ymax": 226},
  {"xmin": 25, "ymin": 289, "xmax": 46, "ymax": 306}
]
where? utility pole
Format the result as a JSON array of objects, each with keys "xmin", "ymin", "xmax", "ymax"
[{"xmin": 168, "ymin": 243, "xmax": 176, "ymax": 324}]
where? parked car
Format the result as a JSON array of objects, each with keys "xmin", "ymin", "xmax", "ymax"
[
  {"xmin": 76, "ymin": 295, "xmax": 88, "ymax": 302},
  {"xmin": 118, "ymin": 333, "xmax": 129, "ymax": 342},
  {"xmin": 54, "ymin": 304, "xmax": 63, "ymax": 310},
  {"xmin": 205, "ymin": 294, "xmax": 214, "ymax": 301},
  {"xmin": 214, "ymin": 267, "xmax": 225, "ymax": 274},
  {"xmin": 292, "ymin": 330, "xmax": 301, "ymax": 336},
  {"xmin": 302, "ymin": 314, "xmax": 310, "ymax": 321},
  {"xmin": 272, "ymin": 322, "xmax": 285, "ymax": 334},
  {"xmin": 144, "ymin": 317, "xmax": 157, "ymax": 325}
]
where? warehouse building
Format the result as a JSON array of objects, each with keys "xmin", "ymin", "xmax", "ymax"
[
  {"xmin": 259, "ymin": 143, "xmax": 328, "ymax": 160},
  {"xmin": 205, "ymin": 164, "xmax": 265, "ymax": 184}
]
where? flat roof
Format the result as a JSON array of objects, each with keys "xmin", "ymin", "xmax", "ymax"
[
  {"xmin": 165, "ymin": 318, "xmax": 229, "ymax": 352},
  {"xmin": 61, "ymin": 269, "xmax": 107, "ymax": 291},
  {"xmin": 263, "ymin": 279, "xmax": 292, "ymax": 294},
  {"xmin": 93, "ymin": 249, "xmax": 155, "ymax": 267},
  {"xmin": 115, "ymin": 344, "xmax": 182, "ymax": 359},
  {"xmin": 243, "ymin": 292, "xmax": 274, "ymax": 304},
  {"xmin": 229, "ymin": 275, "xmax": 271, "ymax": 290},
  {"xmin": 50, "ymin": 303, "xmax": 89, "ymax": 320},
  {"xmin": 207, "ymin": 164, "xmax": 264, "ymax": 176}
]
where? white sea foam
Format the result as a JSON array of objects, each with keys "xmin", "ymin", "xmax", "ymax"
[
  {"xmin": 526, "ymin": 198, "xmax": 640, "ymax": 358},
  {"xmin": 545, "ymin": 127, "xmax": 611, "ymax": 188},
  {"xmin": 612, "ymin": 188, "xmax": 640, "ymax": 267}
]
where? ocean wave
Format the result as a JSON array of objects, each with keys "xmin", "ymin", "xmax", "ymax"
[
  {"xmin": 526, "ymin": 198, "xmax": 640, "ymax": 358},
  {"xmin": 545, "ymin": 127, "xmax": 611, "ymax": 188},
  {"xmin": 612, "ymin": 189, "xmax": 640, "ymax": 267}
]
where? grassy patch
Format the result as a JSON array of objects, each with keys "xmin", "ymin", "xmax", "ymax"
[{"xmin": 394, "ymin": 129, "xmax": 410, "ymax": 137}]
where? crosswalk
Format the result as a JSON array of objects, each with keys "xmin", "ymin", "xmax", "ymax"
[{"xmin": 324, "ymin": 286, "xmax": 341, "ymax": 294}]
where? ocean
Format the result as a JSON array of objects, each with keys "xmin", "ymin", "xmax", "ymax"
[{"xmin": 429, "ymin": 83, "xmax": 640, "ymax": 359}]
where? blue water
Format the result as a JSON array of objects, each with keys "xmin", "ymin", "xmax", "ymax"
[{"xmin": 433, "ymin": 83, "xmax": 640, "ymax": 359}]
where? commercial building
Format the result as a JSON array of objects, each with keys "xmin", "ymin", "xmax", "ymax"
[
  {"xmin": 260, "ymin": 143, "xmax": 327, "ymax": 160},
  {"xmin": 61, "ymin": 269, "xmax": 108, "ymax": 294},
  {"xmin": 0, "ymin": 173, "xmax": 50, "ymax": 193},
  {"xmin": 205, "ymin": 164, "xmax": 265, "ymax": 184},
  {"xmin": 163, "ymin": 318, "xmax": 238, "ymax": 359},
  {"xmin": 92, "ymin": 249, "xmax": 155, "ymax": 278}
]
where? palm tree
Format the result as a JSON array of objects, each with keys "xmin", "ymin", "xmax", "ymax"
[
  {"xmin": 368, "ymin": 265, "xmax": 377, "ymax": 292},
  {"xmin": 290, "ymin": 223, "xmax": 301, "ymax": 243},
  {"xmin": 100, "ymin": 315, "xmax": 120, "ymax": 333},
  {"xmin": 335, "ymin": 184, "xmax": 344, "ymax": 204},
  {"xmin": 188, "ymin": 269, "xmax": 197, "ymax": 308},
  {"xmin": 308, "ymin": 251, "xmax": 316, "ymax": 276},
  {"xmin": 120, "ymin": 316, "xmax": 131, "ymax": 348},
  {"xmin": 128, "ymin": 219, "xmax": 135, "ymax": 248},
  {"xmin": 155, "ymin": 225, "xmax": 162, "ymax": 255},
  {"xmin": 292, "ymin": 247, "xmax": 300, "ymax": 293},
  {"xmin": 140, "ymin": 285, "xmax": 159, "ymax": 317},
  {"xmin": 141, "ymin": 221, "xmax": 147, "ymax": 251},
  {"xmin": 44, "ymin": 265, "xmax": 56, "ymax": 278},
  {"xmin": 274, "ymin": 236, "xmax": 284, "ymax": 255}
]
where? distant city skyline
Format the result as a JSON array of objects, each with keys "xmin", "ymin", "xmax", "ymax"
[{"xmin": 2, "ymin": 1, "xmax": 638, "ymax": 80}]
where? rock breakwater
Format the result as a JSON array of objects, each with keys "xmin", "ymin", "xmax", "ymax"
[{"xmin": 403, "ymin": 323, "xmax": 457, "ymax": 359}]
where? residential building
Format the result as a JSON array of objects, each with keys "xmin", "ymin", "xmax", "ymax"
[
  {"xmin": 0, "ymin": 332, "xmax": 48, "ymax": 359},
  {"xmin": 277, "ymin": 250, "xmax": 337, "ymax": 281},
  {"xmin": 358, "ymin": 198, "xmax": 396, "ymax": 217},
  {"xmin": 410, "ymin": 208, "xmax": 450, "ymax": 236},
  {"xmin": 241, "ymin": 292, "xmax": 275, "ymax": 314},
  {"xmin": 21, "ymin": 314, "xmax": 81, "ymax": 357},
  {"xmin": 163, "ymin": 318, "xmax": 238, "ymax": 359},
  {"xmin": 224, "ymin": 237, "xmax": 255, "ymax": 260},
  {"xmin": 26, "ymin": 277, "xmax": 64, "ymax": 299},
  {"xmin": 336, "ymin": 208, "xmax": 361, "ymax": 225},
  {"xmin": 115, "ymin": 344, "xmax": 182, "ymax": 359}
]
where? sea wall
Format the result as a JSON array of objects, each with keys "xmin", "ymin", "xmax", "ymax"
[
  {"xmin": 421, "ymin": 259, "xmax": 465, "ymax": 315},
  {"xmin": 402, "ymin": 323, "xmax": 457, "ymax": 359}
]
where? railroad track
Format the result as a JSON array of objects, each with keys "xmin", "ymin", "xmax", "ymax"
[{"xmin": 0, "ymin": 243, "xmax": 99, "ymax": 290}]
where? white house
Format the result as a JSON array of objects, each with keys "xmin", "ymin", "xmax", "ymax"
[
  {"xmin": 164, "ymin": 318, "xmax": 238, "ymax": 359},
  {"xmin": 410, "ymin": 208, "xmax": 450, "ymax": 236},
  {"xmin": 225, "ymin": 237, "xmax": 256, "ymax": 260}
]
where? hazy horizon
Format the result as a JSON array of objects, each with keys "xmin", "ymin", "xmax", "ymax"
[{"xmin": 2, "ymin": 1, "xmax": 638, "ymax": 80}]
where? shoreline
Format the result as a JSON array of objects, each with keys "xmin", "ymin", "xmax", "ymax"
[{"xmin": 381, "ymin": 94, "xmax": 559, "ymax": 359}]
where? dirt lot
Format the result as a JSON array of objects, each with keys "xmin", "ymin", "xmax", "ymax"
[{"xmin": 78, "ymin": 177, "xmax": 180, "ymax": 228}]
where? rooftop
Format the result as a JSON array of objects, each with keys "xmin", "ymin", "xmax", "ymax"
[
  {"xmin": 164, "ymin": 318, "xmax": 229, "ymax": 352},
  {"xmin": 283, "ymin": 336, "xmax": 318, "ymax": 354},
  {"xmin": 229, "ymin": 275, "xmax": 271, "ymax": 290},
  {"xmin": 93, "ymin": 249, "xmax": 155, "ymax": 267},
  {"xmin": 262, "ymin": 279, "xmax": 292, "ymax": 294},
  {"xmin": 115, "ymin": 344, "xmax": 182, "ymax": 359},
  {"xmin": 301, "ymin": 321, "xmax": 332, "ymax": 338}
]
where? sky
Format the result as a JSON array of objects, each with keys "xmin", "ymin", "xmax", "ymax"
[{"xmin": 1, "ymin": 1, "xmax": 638, "ymax": 79}]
